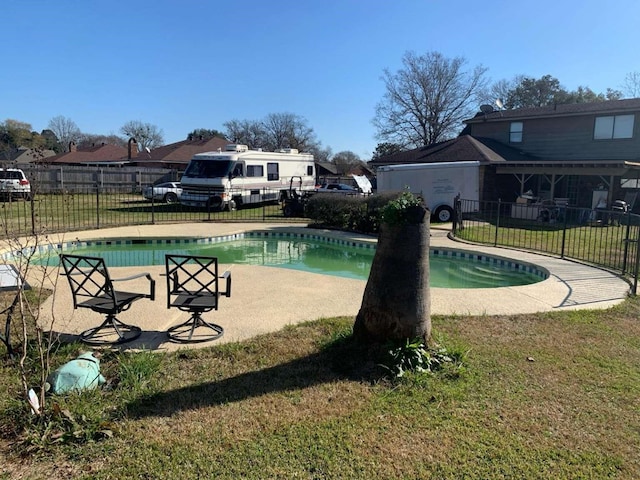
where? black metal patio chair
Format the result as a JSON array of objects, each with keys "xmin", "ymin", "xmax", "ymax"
[
  {"xmin": 164, "ymin": 254, "xmax": 231, "ymax": 343},
  {"xmin": 59, "ymin": 254, "xmax": 156, "ymax": 345}
]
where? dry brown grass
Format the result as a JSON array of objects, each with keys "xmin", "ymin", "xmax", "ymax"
[{"xmin": 2, "ymin": 302, "xmax": 640, "ymax": 478}]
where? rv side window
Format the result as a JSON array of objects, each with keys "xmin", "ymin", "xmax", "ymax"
[
  {"xmin": 267, "ymin": 162, "xmax": 279, "ymax": 181},
  {"xmin": 247, "ymin": 165, "xmax": 263, "ymax": 177},
  {"xmin": 307, "ymin": 165, "xmax": 314, "ymax": 176}
]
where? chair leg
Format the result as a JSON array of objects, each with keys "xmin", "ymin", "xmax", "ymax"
[
  {"xmin": 166, "ymin": 312, "xmax": 224, "ymax": 343},
  {"xmin": 80, "ymin": 314, "xmax": 142, "ymax": 346}
]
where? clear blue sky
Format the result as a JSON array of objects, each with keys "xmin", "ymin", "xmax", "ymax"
[{"xmin": 3, "ymin": 0, "xmax": 639, "ymax": 159}]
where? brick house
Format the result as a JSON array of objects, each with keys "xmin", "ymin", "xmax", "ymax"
[
  {"xmin": 134, "ymin": 136, "xmax": 230, "ymax": 169},
  {"xmin": 40, "ymin": 136, "xmax": 231, "ymax": 169},
  {"xmin": 39, "ymin": 140, "xmax": 132, "ymax": 166},
  {"xmin": 371, "ymin": 98, "xmax": 640, "ymax": 210}
]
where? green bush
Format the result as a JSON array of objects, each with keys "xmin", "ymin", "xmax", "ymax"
[
  {"xmin": 305, "ymin": 192, "xmax": 401, "ymax": 234},
  {"xmin": 380, "ymin": 191, "xmax": 425, "ymax": 225},
  {"xmin": 381, "ymin": 337, "xmax": 467, "ymax": 379}
]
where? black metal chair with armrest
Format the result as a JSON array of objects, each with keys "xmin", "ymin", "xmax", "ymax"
[
  {"xmin": 165, "ymin": 254, "xmax": 231, "ymax": 343},
  {"xmin": 59, "ymin": 254, "xmax": 155, "ymax": 345}
]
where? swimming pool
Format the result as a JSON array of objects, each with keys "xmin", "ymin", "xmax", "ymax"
[{"xmin": 26, "ymin": 231, "xmax": 548, "ymax": 289}]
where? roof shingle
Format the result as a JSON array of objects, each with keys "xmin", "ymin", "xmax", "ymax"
[{"xmin": 369, "ymin": 135, "xmax": 535, "ymax": 167}]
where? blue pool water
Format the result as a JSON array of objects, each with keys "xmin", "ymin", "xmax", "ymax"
[{"xmin": 30, "ymin": 236, "xmax": 546, "ymax": 288}]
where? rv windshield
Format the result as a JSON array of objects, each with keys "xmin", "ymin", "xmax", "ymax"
[{"xmin": 184, "ymin": 159, "xmax": 234, "ymax": 179}]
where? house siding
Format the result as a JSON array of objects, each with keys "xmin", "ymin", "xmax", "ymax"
[{"xmin": 469, "ymin": 112, "xmax": 640, "ymax": 160}]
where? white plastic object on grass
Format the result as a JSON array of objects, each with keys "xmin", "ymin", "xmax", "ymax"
[{"xmin": 28, "ymin": 388, "xmax": 40, "ymax": 414}]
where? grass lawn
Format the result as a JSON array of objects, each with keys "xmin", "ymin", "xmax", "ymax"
[
  {"xmin": 456, "ymin": 220, "xmax": 640, "ymax": 273},
  {"xmin": 2, "ymin": 296, "xmax": 640, "ymax": 479}
]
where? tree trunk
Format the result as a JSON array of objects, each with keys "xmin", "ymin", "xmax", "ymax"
[{"xmin": 353, "ymin": 208, "xmax": 431, "ymax": 343}]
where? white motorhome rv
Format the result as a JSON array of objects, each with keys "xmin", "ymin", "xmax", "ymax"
[
  {"xmin": 179, "ymin": 144, "xmax": 315, "ymax": 210},
  {"xmin": 376, "ymin": 161, "xmax": 480, "ymax": 222}
]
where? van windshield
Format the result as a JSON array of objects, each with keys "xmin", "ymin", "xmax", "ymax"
[{"xmin": 184, "ymin": 160, "xmax": 234, "ymax": 179}]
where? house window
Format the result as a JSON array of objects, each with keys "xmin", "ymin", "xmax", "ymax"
[
  {"xmin": 267, "ymin": 162, "xmax": 279, "ymax": 181},
  {"xmin": 594, "ymin": 114, "xmax": 634, "ymax": 139},
  {"xmin": 510, "ymin": 122, "xmax": 523, "ymax": 142},
  {"xmin": 246, "ymin": 165, "xmax": 263, "ymax": 177}
]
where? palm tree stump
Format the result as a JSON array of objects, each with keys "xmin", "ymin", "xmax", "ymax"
[{"xmin": 354, "ymin": 204, "xmax": 431, "ymax": 343}]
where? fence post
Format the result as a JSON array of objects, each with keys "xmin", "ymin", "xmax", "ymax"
[
  {"xmin": 452, "ymin": 194, "xmax": 459, "ymax": 234},
  {"xmin": 621, "ymin": 209, "xmax": 632, "ymax": 274},
  {"xmin": 30, "ymin": 194, "xmax": 36, "ymax": 236},
  {"xmin": 95, "ymin": 183, "xmax": 100, "ymax": 229},
  {"xmin": 150, "ymin": 185, "xmax": 155, "ymax": 225},
  {"xmin": 494, "ymin": 199, "xmax": 501, "ymax": 247},
  {"xmin": 633, "ymin": 220, "xmax": 640, "ymax": 295},
  {"xmin": 263, "ymin": 188, "xmax": 267, "ymax": 221},
  {"xmin": 560, "ymin": 207, "xmax": 568, "ymax": 259}
]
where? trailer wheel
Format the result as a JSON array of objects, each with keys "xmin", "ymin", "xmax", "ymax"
[{"xmin": 434, "ymin": 205, "xmax": 453, "ymax": 223}]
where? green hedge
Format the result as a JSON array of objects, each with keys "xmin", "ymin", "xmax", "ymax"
[{"xmin": 305, "ymin": 192, "xmax": 401, "ymax": 234}]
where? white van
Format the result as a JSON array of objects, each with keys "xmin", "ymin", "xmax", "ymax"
[{"xmin": 180, "ymin": 144, "xmax": 315, "ymax": 210}]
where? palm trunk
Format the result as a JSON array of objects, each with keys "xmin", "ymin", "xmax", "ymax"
[{"xmin": 354, "ymin": 208, "xmax": 431, "ymax": 343}]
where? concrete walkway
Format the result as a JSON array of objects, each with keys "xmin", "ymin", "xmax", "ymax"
[{"xmin": 26, "ymin": 222, "xmax": 631, "ymax": 352}]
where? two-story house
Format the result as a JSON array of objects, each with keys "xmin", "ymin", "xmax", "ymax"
[{"xmin": 371, "ymin": 98, "xmax": 640, "ymax": 210}]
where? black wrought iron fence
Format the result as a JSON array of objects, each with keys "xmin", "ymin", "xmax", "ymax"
[
  {"xmin": 452, "ymin": 197, "xmax": 640, "ymax": 293},
  {"xmin": 0, "ymin": 185, "xmax": 304, "ymax": 239}
]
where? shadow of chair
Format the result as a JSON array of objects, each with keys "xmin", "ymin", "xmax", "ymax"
[
  {"xmin": 165, "ymin": 254, "xmax": 231, "ymax": 343},
  {"xmin": 59, "ymin": 254, "xmax": 155, "ymax": 346}
]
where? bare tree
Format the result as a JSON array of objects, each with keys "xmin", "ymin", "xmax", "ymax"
[
  {"xmin": 373, "ymin": 51, "xmax": 488, "ymax": 149},
  {"xmin": 307, "ymin": 144, "xmax": 332, "ymax": 163},
  {"xmin": 223, "ymin": 119, "xmax": 266, "ymax": 148},
  {"xmin": 622, "ymin": 71, "xmax": 640, "ymax": 98},
  {"xmin": 478, "ymin": 76, "xmax": 523, "ymax": 108},
  {"xmin": 262, "ymin": 112, "xmax": 318, "ymax": 152},
  {"xmin": 332, "ymin": 150, "xmax": 361, "ymax": 175},
  {"xmin": 47, "ymin": 116, "xmax": 82, "ymax": 152},
  {"xmin": 224, "ymin": 113, "xmax": 320, "ymax": 152},
  {"xmin": 120, "ymin": 120, "xmax": 164, "ymax": 151}
]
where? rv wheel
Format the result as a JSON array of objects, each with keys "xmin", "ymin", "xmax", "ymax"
[
  {"xmin": 206, "ymin": 196, "xmax": 224, "ymax": 211},
  {"xmin": 434, "ymin": 206, "xmax": 453, "ymax": 223}
]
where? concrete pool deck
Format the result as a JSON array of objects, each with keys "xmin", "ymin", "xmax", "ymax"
[{"xmin": 28, "ymin": 222, "xmax": 631, "ymax": 351}]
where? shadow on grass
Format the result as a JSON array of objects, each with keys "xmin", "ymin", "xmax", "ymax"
[
  {"xmin": 52, "ymin": 329, "xmax": 174, "ymax": 351},
  {"xmin": 108, "ymin": 203, "xmax": 186, "ymax": 214},
  {"xmin": 126, "ymin": 335, "xmax": 385, "ymax": 419}
]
